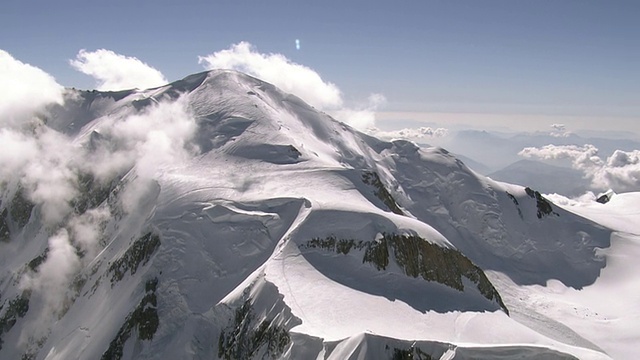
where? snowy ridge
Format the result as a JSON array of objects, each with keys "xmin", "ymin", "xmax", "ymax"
[{"xmin": 0, "ymin": 70, "xmax": 630, "ymax": 359}]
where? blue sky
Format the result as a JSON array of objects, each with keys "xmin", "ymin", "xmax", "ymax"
[{"xmin": 2, "ymin": 0, "xmax": 639, "ymax": 132}]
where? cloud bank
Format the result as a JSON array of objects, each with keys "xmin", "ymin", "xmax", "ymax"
[
  {"xmin": 70, "ymin": 49, "xmax": 168, "ymax": 91},
  {"xmin": 519, "ymin": 144, "xmax": 640, "ymax": 192},
  {"xmin": 199, "ymin": 42, "xmax": 384, "ymax": 130}
]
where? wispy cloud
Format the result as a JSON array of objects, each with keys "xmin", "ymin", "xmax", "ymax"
[
  {"xmin": 70, "ymin": 49, "xmax": 168, "ymax": 91},
  {"xmin": 198, "ymin": 42, "xmax": 384, "ymax": 130},
  {"xmin": 519, "ymin": 144, "xmax": 640, "ymax": 191}
]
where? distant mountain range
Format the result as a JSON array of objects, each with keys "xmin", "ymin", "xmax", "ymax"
[
  {"xmin": 438, "ymin": 129, "xmax": 640, "ymax": 174},
  {"xmin": 488, "ymin": 159, "xmax": 590, "ymax": 197}
]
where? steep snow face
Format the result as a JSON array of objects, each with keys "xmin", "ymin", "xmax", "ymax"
[
  {"xmin": 381, "ymin": 141, "xmax": 611, "ymax": 288},
  {"xmin": 505, "ymin": 193, "xmax": 640, "ymax": 360},
  {"xmin": 0, "ymin": 70, "xmax": 626, "ymax": 360}
]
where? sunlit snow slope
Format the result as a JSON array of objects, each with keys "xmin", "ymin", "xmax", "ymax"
[{"xmin": 0, "ymin": 70, "xmax": 631, "ymax": 359}]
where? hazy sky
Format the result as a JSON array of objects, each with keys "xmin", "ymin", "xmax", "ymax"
[{"xmin": 2, "ymin": 0, "xmax": 639, "ymax": 133}]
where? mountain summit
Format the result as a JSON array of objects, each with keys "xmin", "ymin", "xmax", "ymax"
[{"xmin": 0, "ymin": 70, "xmax": 628, "ymax": 359}]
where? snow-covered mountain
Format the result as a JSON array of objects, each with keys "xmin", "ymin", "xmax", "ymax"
[{"xmin": 0, "ymin": 70, "xmax": 636, "ymax": 359}]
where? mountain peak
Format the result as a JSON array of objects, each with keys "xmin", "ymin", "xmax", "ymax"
[{"xmin": 0, "ymin": 70, "xmax": 624, "ymax": 359}]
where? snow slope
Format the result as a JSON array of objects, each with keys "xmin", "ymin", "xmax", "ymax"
[
  {"xmin": 0, "ymin": 69, "xmax": 634, "ymax": 359},
  {"xmin": 487, "ymin": 192, "xmax": 640, "ymax": 359}
]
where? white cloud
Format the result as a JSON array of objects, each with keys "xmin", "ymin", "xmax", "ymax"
[
  {"xmin": 0, "ymin": 130, "xmax": 39, "ymax": 179},
  {"xmin": 550, "ymin": 131, "xmax": 572, "ymax": 138},
  {"xmin": 519, "ymin": 144, "xmax": 640, "ymax": 192},
  {"xmin": 21, "ymin": 229, "xmax": 80, "ymax": 315},
  {"xmin": 519, "ymin": 144, "xmax": 602, "ymax": 168},
  {"xmin": 69, "ymin": 207, "xmax": 111, "ymax": 259},
  {"xmin": 90, "ymin": 96, "xmax": 198, "ymax": 176},
  {"xmin": 70, "ymin": 49, "xmax": 168, "ymax": 91},
  {"xmin": 198, "ymin": 42, "xmax": 386, "ymax": 130},
  {"xmin": 18, "ymin": 227, "xmax": 83, "ymax": 343},
  {"xmin": 0, "ymin": 51, "xmax": 76, "ymax": 224},
  {"xmin": 4, "ymin": 96, "xmax": 197, "ymax": 340},
  {"xmin": 550, "ymin": 123, "xmax": 572, "ymax": 138},
  {"xmin": 370, "ymin": 126, "xmax": 449, "ymax": 141},
  {"xmin": 1, "ymin": 52, "xmax": 200, "ymax": 338},
  {"xmin": 0, "ymin": 125, "xmax": 81, "ymax": 225},
  {"xmin": 199, "ymin": 42, "xmax": 342, "ymax": 110},
  {"xmin": 0, "ymin": 49, "xmax": 63, "ymax": 127},
  {"xmin": 21, "ymin": 129, "xmax": 79, "ymax": 224},
  {"xmin": 92, "ymin": 96, "xmax": 198, "ymax": 212},
  {"xmin": 0, "ymin": 127, "xmax": 80, "ymax": 225},
  {"xmin": 545, "ymin": 192, "xmax": 597, "ymax": 206},
  {"xmin": 333, "ymin": 93, "xmax": 387, "ymax": 130}
]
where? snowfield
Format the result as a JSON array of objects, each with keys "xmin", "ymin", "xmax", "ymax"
[
  {"xmin": 487, "ymin": 192, "xmax": 640, "ymax": 360},
  {"xmin": 0, "ymin": 70, "xmax": 637, "ymax": 359}
]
